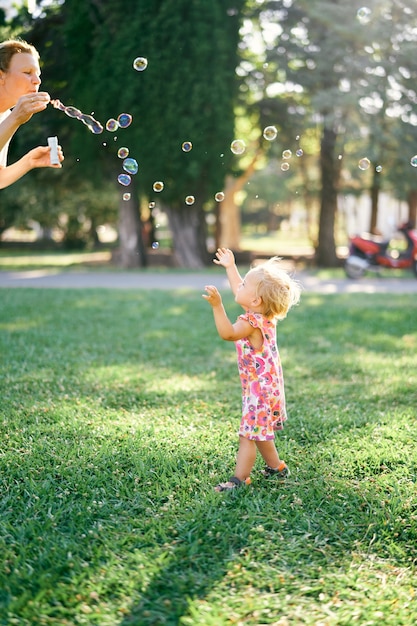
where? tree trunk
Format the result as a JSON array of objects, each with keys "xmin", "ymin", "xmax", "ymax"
[
  {"xmin": 218, "ymin": 152, "xmax": 260, "ymax": 250},
  {"xmin": 116, "ymin": 190, "xmax": 146, "ymax": 268},
  {"xmin": 316, "ymin": 126, "xmax": 339, "ymax": 267},
  {"xmin": 407, "ymin": 189, "xmax": 417, "ymax": 226},
  {"xmin": 369, "ymin": 168, "xmax": 381, "ymax": 234},
  {"xmin": 218, "ymin": 175, "xmax": 241, "ymax": 250},
  {"xmin": 165, "ymin": 202, "xmax": 208, "ymax": 268}
]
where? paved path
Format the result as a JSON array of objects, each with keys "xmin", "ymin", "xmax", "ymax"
[{"xmin": 0, "ymin": 268, "xmax": 416, "ymax": 293}]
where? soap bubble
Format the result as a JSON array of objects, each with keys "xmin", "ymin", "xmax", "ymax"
[
  {"xmin": 263, "ymin": 126, "xmax": 278, "ymax": 141},
  {"xmin": 282, "ymin": 149, "xmax": 292, "ymax": 159},
  {"xmin": 89, "ymin": 121, "xmax": 104, "ymax": 134},
  {"xmin": 231, "ymin": 139, "xmax": 246, "ymax": 155},
  {"xmin": 65, "ymin": 106, "xmax": 82, "ymax": 119},
  {"xmin": 117, "ymin": 113, "xmax": 132, "ymax": 128},
  {"xmin": 376, "ymin": 165, "xmax": 383, "ymax": 172},
  {"xmin": 410, "ymin": 155, "xmax": 417, "ymax": 167},
  {"xmin": 358, "ymin": 157, "xmax": 371, "ymax": 171},
  {"xmin": 117, "ymin": 147, "xmax": 129, "ymax": 159},
  {"xmin": 149, "ymin": 201, "xmax": 156, "ymax": 209},
  {"xmin": 123, "ymin": 193, "xmax": 131, "ymax": 201},
  {"xmin": 215, "ymin": 191, "xmax": 225, "ymax": 202},
  {"xmin": 296, "ymin": 149, "xmax": 304, "ymax": 157},
  {"xmin": 153, "ymin": 181, "xmax": 164, "ymax": 192},
  {"xmin": 122, "ymin": 158, "xmax": 138, "ymax": 175},
  {"xmin": 106, "ymin": 118, "xmax": 119, "ymax": 132},
  {"xmin": 185, "ymin": 195, "xmax": 195, "ymax": 205},
  {"xmin": 357, "ymin": 7, "xmax": 371, "ymax": 24},
  {"xmin": 118, "ymin": 173, "xmax": 131, "ymax": 186},
  {"xmin": 80, "ymin": 114, "xmax": 104, "ymax": 134},
  {"xmin": 151, "ymin": 241, "xmax": 159, "ymax": 249},
  {"xmin": 281, "ymin": 162, "xmax": 290, "ymax": 172},
  {"xmin": 133, "ymin": 57, "xmax": 148, "ymax": 71},
  {"xmin": 182, "ymin": 141, "xmax": 193, "ymax": 152}
]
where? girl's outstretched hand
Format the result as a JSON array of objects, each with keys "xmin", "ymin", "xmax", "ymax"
[
  {"xmin": 213, "ymin": 247, "xmax": 235, "ymax": 268},
  {"xmin": 202, "ymin": 285, "xmax": 222, "ymax": 307}
]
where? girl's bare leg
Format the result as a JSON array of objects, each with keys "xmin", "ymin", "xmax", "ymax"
[
  {"xmin": 255, "ymin": 439, "xmax": 281, "ymax": 469},
  {"xmin": 234, "ymin": 436, "xmax": 257, "ymax": 481}
]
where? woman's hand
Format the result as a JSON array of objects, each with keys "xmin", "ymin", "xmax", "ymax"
[
  {"xmin": 27, "ymin": 144, "xmax": 64, "ymax": 169},
  {"xmin": 11, "ymin": 92, "xmax": 50, "ymax": 125}
]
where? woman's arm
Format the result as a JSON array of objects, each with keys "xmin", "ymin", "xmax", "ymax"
[
  {"xmin": 0, "ymin": 145, "xmax": 63, "ymax": 189},
  {"xmin": 0, "ymin": 93, "xmax": 50, "ymax": 153}
]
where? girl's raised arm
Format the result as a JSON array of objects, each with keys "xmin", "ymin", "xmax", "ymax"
[{"xmin": 213, "ymin": 248, "xmax": 242, "ymax": 296}]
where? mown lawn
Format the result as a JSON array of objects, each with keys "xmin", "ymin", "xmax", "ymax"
[{"xmin": 0, "ymin": 287, "xmax": 416, "ymax": 625}]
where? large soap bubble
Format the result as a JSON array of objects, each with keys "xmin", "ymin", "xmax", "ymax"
[
  {"xmin": 358, "ymin": 157, "xmax": 371, "ymax": 171},
  {"xmin": 263, "ymin": 126, "xmax": 278, "ymax": 141},
  {"xmin": 118, "ymin": 173, "xmax": 131, "ymax": 186},
  {"xmin": 122, "ymin": 158, "xmax": 138, "ymax": 175},
  {"xmin": 117, "ymin": 113, "xmax": 133, "ymax": 128},
  {"xmin": 133, "ymin": 57, "xmax": 148, "ymax": 71},
  {"xmin": 231, "ymin": 139, "xmax": 246, "ymax": 155},
  {"xmin": 153, "ymin": 181, "xmax": 164, "ymax": 192}
]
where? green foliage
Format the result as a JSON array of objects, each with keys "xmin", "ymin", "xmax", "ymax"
[
  {"xmin": 1, "ymin": 1, "xmax": 245, "ymax": 262},
  {"xmin": 60, "ymin": 0, "xmax": 245, "ymax": 205},
  {"xmin": 0, "ymin": 286, "xmax": 416, "ymax": 624},
  {"xmin": 245, "ymin": 1, "xmax": 417, "ymax": 257}
]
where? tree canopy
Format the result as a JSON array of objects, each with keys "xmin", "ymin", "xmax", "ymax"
[
  {"xmin": 59, "ymin": 0, "xmax": 245, "ymax": 266},
  {"xmin": 245, "ymin": 0, "xmax": 417, "ymax": 263},
  {"xmin": 1, "ymin": 0, "xmax": 417, "ymax": 266}
]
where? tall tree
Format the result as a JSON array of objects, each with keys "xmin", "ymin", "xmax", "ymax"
[
  {"xmin": 254, "ymin": 0, "xmax": 380, "ymax": 265},
  {"xmin": 59, "ymin": 0, "xmax": 245, "ymax": 267},
  {"xmin": 247, "ymin": 0, "xmax": 417, "ymax": 263},
  {"xmin": 351, "ymin": 0, "xmax": 417, "ymax": 232}
]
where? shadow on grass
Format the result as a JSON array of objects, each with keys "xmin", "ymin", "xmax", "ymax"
[
  {"xmin": 2, "ymin": 383, "xmax": 415, "ymax": 624},
  {"xmin": 117, "ymin": 453, "xmax": 416, "ymax": 625},
  {"xmin": 1, "ymin": 289, "xmax": 416, "ymax": 623}
]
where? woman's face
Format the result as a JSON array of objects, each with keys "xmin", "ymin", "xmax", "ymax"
[{"xmin": 0, "ymin": 52, "xmax": 41, "ymax": 106}]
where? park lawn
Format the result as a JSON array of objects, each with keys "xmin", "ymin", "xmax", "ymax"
[{"xmin": 0, "ymin": 287, "xmax": 416, "ymax": 626}]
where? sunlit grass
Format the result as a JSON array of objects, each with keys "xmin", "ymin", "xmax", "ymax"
[
  {"xmin": 0, "ymin": 249, "xmax": 113, "ymax": 269},
  {"xmin": 0, "ymin": 288, "xmax": 416, "ymax": 625},
  {"xmin": 240, "ymin": 229, "xmax": 316, "ymax": 254}
]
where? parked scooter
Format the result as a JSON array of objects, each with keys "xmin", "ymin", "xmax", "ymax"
[{"xmin": 345, "ymin": 221, "xmax": 417, "ymax": 279}]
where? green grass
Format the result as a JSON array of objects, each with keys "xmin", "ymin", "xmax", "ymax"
[
  {"xmin": 0, "ymin": 249, "xmax": 113, "ymax": 271},
  {"xmin": 0, "ymin": 287, "xmax": 416, "ymax": 625}
]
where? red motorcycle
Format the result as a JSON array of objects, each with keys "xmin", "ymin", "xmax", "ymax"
[{"xmin": 345, "ymin": 221, "xmax": 417, "ymax": 279}]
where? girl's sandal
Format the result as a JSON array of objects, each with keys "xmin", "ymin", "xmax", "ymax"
[
  {"xmin": 261, "ymin": 462, "xmax": 290, "ymax": 479},
  {"xmin": 214, "ymin": 476, "xmax": 251, "ymax": 492}
]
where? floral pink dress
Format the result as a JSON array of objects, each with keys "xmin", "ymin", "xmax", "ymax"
[{"xmin": 235, "ymin": 311, "xmax": 286, "ymax": 441}]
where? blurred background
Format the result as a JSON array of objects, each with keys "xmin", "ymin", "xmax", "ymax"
[{"xmin": 1, "ymin": 0, "xmax": 416, "ymax": 268}]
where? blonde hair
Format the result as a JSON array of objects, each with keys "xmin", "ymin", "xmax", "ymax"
[
  {"xmin": 0, "ymin": 38, "xmax": 39, "ymax": 73},
  {"xmin": 249, "ymin": 257, "xmax": 301, "ymax": 320}
]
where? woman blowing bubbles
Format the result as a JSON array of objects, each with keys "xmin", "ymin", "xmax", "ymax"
[
  {"xmin": 203, "ymin": 248, "xmax": 301, "ymax": 492},
  {"xmin": 0, "ymin": 38, "xmax": 64, "ymax": 189}
]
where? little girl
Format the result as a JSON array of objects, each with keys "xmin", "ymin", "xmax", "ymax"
[{"xmin": 203, "ymin": 248, "xmax": 301, "ymax": 492}]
